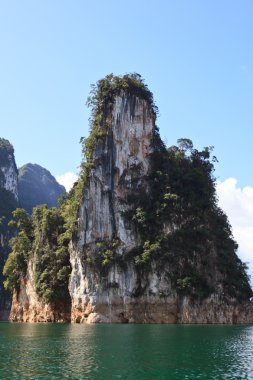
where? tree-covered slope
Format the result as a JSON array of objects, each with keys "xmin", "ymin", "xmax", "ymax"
[{"xmin": 18, "ymin": 164, "xmax": 65, "ymax": 214}]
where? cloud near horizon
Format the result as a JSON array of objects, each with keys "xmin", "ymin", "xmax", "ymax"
[
  {"xmin": 56, "ymin": 172, "xmax": 253, "ymax": 285},
  {"xmin": 216, "ymin": 178, "xmax": 253, "ymax": 285},
  {"xmin": 56, "ymin": 172, "xmax": 79, "ymax": 192}
]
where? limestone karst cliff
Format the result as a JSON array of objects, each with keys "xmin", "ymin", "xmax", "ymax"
[{"xmin": 5, "ymin": 74, "xmax": 253, "ymax": 324}]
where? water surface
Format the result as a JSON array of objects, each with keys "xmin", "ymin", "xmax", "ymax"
[{"xmin": 0, "ymin": 323, "xmax": 252, "ymax": 379}]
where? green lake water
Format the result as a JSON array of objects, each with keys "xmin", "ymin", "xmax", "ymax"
[{"xmin": 0, "ymin": 323, "xmax": 252, "ymax": 379}]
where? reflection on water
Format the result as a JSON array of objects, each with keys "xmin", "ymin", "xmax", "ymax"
[{"xmin": 0, "ymin": 323, "xmax": 252, "ymax": 379}]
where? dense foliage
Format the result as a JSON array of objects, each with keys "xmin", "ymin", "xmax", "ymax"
[
  {"xmin": 4, "ymin": 206, "xmax": 71, "ymax": 304},
  {"xmin": 3, "ymin": 209, "xmax": 32, "ymax": 290},
  {"xmin": 0, "ymin": 188, "xmax": 18, "ymax": 313},
  {"xmin": 0, "ymin": 189, "xmax": 18, "ymax": 235},
  {"xmin": 127, "ymin": 137, "xmax": 252, "ymax": 299}
]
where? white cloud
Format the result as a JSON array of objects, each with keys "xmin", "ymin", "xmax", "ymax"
[
  {"xmin": 216, "ymin": 178, "xmax": 253, "ymax": 285},
  {"xmin": 56, "ymin": 172, "xmax": 79, "ymax": 192}
]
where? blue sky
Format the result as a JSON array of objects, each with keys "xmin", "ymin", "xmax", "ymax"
[
  {"xmin": 1, "ymin": 1, "xmax": 253, "ymax": 281},
  {"xmin": 1, "ymin": 0, "xmax": 253, "ymax": 184}
]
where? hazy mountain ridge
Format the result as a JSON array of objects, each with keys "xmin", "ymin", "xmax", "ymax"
[{"xmin": 18, "ymin": 163, "xmax": 65, "ymax": 214}]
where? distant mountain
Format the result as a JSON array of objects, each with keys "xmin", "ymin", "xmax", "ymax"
[{"xmin": 18, "ymin": 163, "xmax": 66, "ymax": 213}]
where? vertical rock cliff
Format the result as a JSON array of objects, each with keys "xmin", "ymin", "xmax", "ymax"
[
  {"xmin": 0, "ymin": 139, "xmax": 19, "ymax": 319},
  {"xmin": 69, "ymin": 92, "xmax": 155, "ymax": 322}
]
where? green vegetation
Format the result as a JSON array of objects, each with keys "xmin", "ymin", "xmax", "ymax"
[
  {"xmin": 86, "ymin": 73, "xmax": 158, "ymax": 129},
  {"xmin": 3, "ymin": 209, "xmax": 32, "ymax": 290},
  {"xmin": 0, "ymin": 189, "xmax": 18, "ymax": 235},
  {"xmin": 0, "ymin": 188, "xmax": 19, "ymax": 308},
  {"xmin": 83, "ymin": 238, "xmax": 122, "ymax": 272},
  {"xmin": 127, "ymin": 137, "xmax": 252, "ymax": 299},
  {"xmin": 4, "ymin": 205, "xmax": 71, "ymax": 304},
  {"xmin": 32, "ymin": 205, "xmax": 70, "ymax": 303}
]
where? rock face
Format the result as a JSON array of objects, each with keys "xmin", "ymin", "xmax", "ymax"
[
  {"xmin": 0, "ymin": 138, "xmax": 19, "ymax": 319},
  {"xmin": 69, "ymin": 94, "xmax": 155, "ymax": 322},
  {"xmin": 18, "ymin": 163, "xmax": 65, "ymax": 214}
]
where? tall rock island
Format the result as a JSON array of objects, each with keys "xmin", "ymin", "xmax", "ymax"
[
  {"xmin": 69, "ymin": 86, "xmax": 155, "ymax": 323},
  {"xmin": 5, "ymin": 74, "xmax": 253, "ymax": 323}
]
